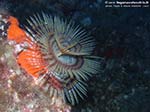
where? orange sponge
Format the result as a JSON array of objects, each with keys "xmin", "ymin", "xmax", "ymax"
[{"xmin": 7, "ymin": 16, "xmax": 27, "ymax": 43}]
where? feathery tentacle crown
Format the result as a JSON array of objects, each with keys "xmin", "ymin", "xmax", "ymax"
[{"xmin": 21, "ymin": 13, "xmax": 100, "ymax": 105}]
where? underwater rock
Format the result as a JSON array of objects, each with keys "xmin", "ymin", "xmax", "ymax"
[{"xmin": 0, "ymin": 38, "xmax": 71, "ymax": 112}]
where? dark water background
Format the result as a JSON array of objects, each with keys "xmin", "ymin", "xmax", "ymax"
[{"xmin": 1, "ymin": 0, "xmax": 150, "ymax": 112}]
